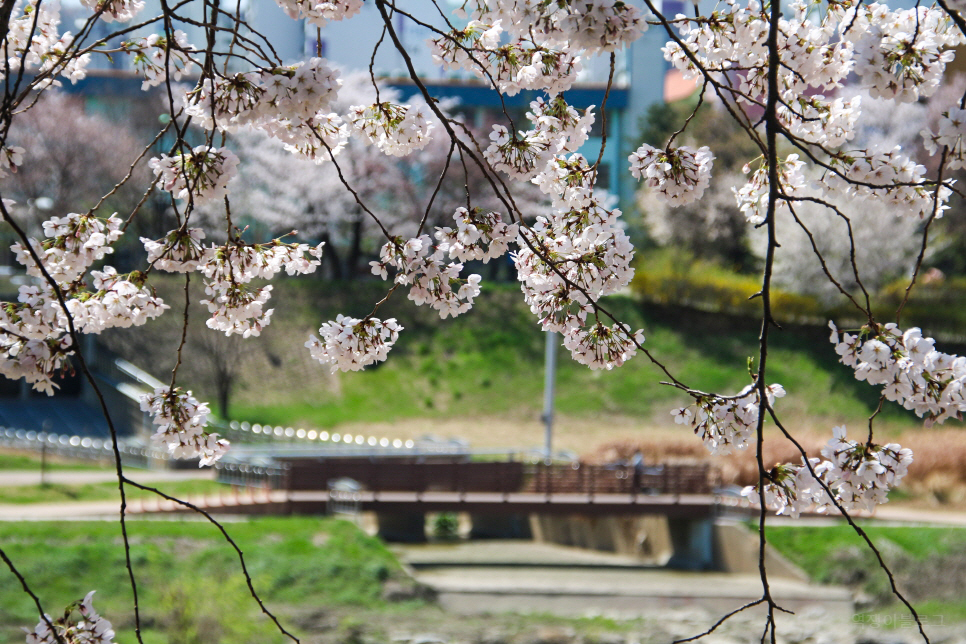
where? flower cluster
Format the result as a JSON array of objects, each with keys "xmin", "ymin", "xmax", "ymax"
[
  {"xmin": 139, "ymin": 387, "xmax": 228, "ymax": 466},
  {"xmin": 26, "ymin": 592, "xmax": 115, "ymax": 644},
  {"xmin": 122, "ymin": 30, "xmax": 195, "ymax": 90},
  {"xmin": 734, "ymin": 154, "xmax": 806, "ymax": 225},
  {"xmin": 4, "ymin": 212, "xmax": 167, "ymax": 394},
  {"xmin": 464, "ymin": 0, "xmax": 647, "ymax": 56},
  {"xmin": 371, "ymin": 235, "xmax": 481, "ymax": 319},
  {"xmin": 844, "ymin": 3, "xmax": 963, "ymax": 103},
  {"xmin": 63, "ymin": 267, "xmax": 168, "ymax": 334},
  {"xmin": 778, "ymin": 94, "xmax": 861, "ymax": 148},
  {"xmin": 14, "ymin": 212, "xmax": 122, "ymax": 284},
  {"xmin": 662, "ymin": 0, "xmax": 961, "ymax": 157},
  {"xmin": 513, "ymin": 192, "xmax": 643, "ymax": 368},
  {"xmin": 4, "ymin": 0, "xmax": 90, "ymax": 87},
  {"xmin": 821, "ymin": 147, "xmax": 951, "ymax": 220},
  {"xmin": 484, "ymin": 95, "xmax": 597, "ymax": 183},
  {"xmin": 430, "ymin": 20, "xmax": 582, "ymax": 97},
  {"xmin": 743, "ymin": 426, "xmax": 913, "ymax": 516},
  {"xmin": 0, "ymin": 145, "xmax": 25, "ymax": 179},
  {"xmin": 922, "ymin": 107, "xmax": 966, "ymax": 170},
  {"xmin": 80, "ymin": 0, "xmax": 144, "ymax": 22},
  {"xmin": 484, "ymin": 125, "xmax": 553, "ymax": 180},
  {"xmin": 563, "ymin": 322, "xmax": 644, "ymax": 371},
  {"xmin": 830, "ymin": 321, "xmax": 966, "ymax": 425},
  {"xmin": 527, "ymin": 97, "xmax": 594, "ymax": 154},
  {"xmin": 628, "ymin": 144, "xmax": 714, "ymax": 207},
  {"xmin": 184, "ymin": 59, "xmax": 346, "ymax": 162},
  {"xmin": 272, "ymin": 0, "xmax": 362, "ymax": 28},
  {"xmin": 532, "ymin": 153, "xmax": 596, "ymax": 211},
  {"xmin": 306, "ymin": 315, "xmax": 402, "ymax": 372},
  {"xmin": 274, "ymin": 113, "xmax": 349, "ymax": 164},
  {"xmin": 149, "ymin": 146, "xmax": 239, "ymax": 204},
  {"xmin": 435, "ymin": 207, "xmax": 519, "ymax": 264},
  {"xmin": 741, "ymin": 458, "xmax": 829, "ymax": 519},
  {"xmin": 199, "ymin": 241, "xmax": 324, "ymax": 337},
  {"xmin": 347, "ymin": 102, "xmax": 435, "ymax": 156},
  {"xmin": 671, "ymin": 383, "xmax": 786, "ymax": 456},
  {"xmin": 141, "ymin": 228, "xmax": 208, "ymax": 273}
]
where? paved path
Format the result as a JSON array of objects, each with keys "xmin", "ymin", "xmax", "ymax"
[
  {"xmin": 395, "ymin": 541, "xmax": 853, "ymax": 619},
  {"xmin": 0, "ymin": 469, "xmax": 216, "ymax": 487}
]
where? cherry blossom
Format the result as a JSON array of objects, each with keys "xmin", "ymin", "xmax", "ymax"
[
  {"xmin": 306, "ymin": 315, "xmax": 402, "ymax": 372},
  {"xmin": 743, "ymin": 426, "xmax": 913, "ymax": 516},
  {"xmin": 526, "ymin": 97, "xmax": 595, "ymax": 154},
  {"xmin": 820, "ymin": 146, "xmax": 951, "ymax": 220},
  {"xmin": 149, "ymin": 146, "xmax": 239, "ymax": 204},
  {"xmin": 371, "ymin": 235, "xmax": 482, "ymax": 319},
  {"xmin": 140, "ymin": 387, "xmax": 228, "ymax": 466},
  {"xmin": 347, "ymin": 102, "xmax": 435, "ymax": 157},
  {"xmin": 198, "ymin": 241, "xmax": 324, "ymax": 336},
  {"xmin": 628, "ymin": 144, "xmax": 714, "ymax": 207},
  {"xmin": 13, "ymin": 212, "xmax": 122, "ymax": 284},
  {"xmin": 25, "ymin": 592, "xmax": 115, "ymax": 644},
  {"xmin": 671, "ymin": 383, "xmax": 786, "ymax": 456},
  {"xmin": 484, "ymin": 125, "xmax": 553, "ymax": 180},
  {"xmin": 430, "ymin": 21, "xmax": 583, "ymax": 97},
  {"xmin": 922, "ymin": 107, "xmax": 966, "ymax": 170},
  {"xmin": 122, "ymin": 30, "xmax": 195, "ymax": 90},
  {"xmin": 0, "ymin": 145, "xmax": 25, "ymax": 178},
  {"xmin": 830, "ymin": 321, "xmax": 966, "ymax": 425},
  {"xmin": 141, "ymin": 228, "xmax": 209, "ymax": 273},
  {"xmin": 464, "ymin": 0, "xmax": 647, "ymax": 55},
  {"xmin": 272, "ymin": 0, "xmax": 362, "ymax": 28},
  {"xmin": 734, "ymin": 154, "xmax": 806, "ymax": 225},
  {"xmin": 80, "ymin": 0, "xmax": 144, "ymax": 23},
  {"xmin": 4, "ymin": 0, "xmax": 90, "ymax": 87},
  {"xmin": 435, "ymin": 207, "xmax": 519, "ymax": 264}
]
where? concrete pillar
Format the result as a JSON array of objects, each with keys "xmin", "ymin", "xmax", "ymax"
[
  {"xmin": 376, "ymin": 511, "xmax": 426, "ymax": 543},
  {"xmin": 666, "ymin": 517, "xmax": 716, "ymax": 571},
  {"xmin": 469, "ymin": 513, "xmax": 532, "ymax": 539}
]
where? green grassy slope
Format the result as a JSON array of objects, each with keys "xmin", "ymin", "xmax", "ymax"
[
  {"xmin": 105, "ymin": 278, "xmax": 921, "ymax": 443},
  {"xmin": 219, "ymin": 282, "xmax": 913, "ymax": 430},
  {"xmin": 767, "ymin": 524, "xmax": 966, "ymax": 619},
  {"xmin": 0, "ymin": 518, "xmax": 406, "ymax": 644}
]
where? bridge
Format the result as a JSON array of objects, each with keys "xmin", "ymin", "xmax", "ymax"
[
  {"xmin": 269, "ymin": 458, "xmax": 719, "ymax": 519},
  {"xmin": 211, "ymin": 455, "xmax": 733, "ymax": 569}
]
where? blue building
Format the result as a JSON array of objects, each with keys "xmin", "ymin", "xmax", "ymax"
[{"xmin": 58, "ymin": 0, "xmax": 669, "ymax": 209}]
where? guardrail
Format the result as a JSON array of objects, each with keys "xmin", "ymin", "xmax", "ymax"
[
  {"xmin": 0, "ymin": 426, "xmax": 171, "ymax": 468},
  {"xmin": 213, "ymin": 461, "xmax": 288, "ymax": 489}
]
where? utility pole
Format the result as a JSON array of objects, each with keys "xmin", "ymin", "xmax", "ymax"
[{"xmin": 542, "ymin": 330, "xmax": 557, "ymax": 462}]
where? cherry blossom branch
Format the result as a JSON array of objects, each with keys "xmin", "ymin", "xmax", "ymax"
[
  {"xmin": 120, "ymin": 477, "xmax": 300, "ymax": 643},
  {"xmin": 0, "ymin": 545, "xmax": 67, "ymax": 644},
  {"xmin": 766, "ymin": 407, "xmax": 931, "ymax": 643}
]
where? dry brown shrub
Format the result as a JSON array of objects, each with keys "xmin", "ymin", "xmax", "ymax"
[{"xmin": 584, "ymin": 427, "xmax": 966, "ymax": 492}]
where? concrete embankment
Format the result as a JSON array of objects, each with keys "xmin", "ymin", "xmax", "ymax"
[{"xmin": 396, "ymin": 539, "xmax": 852, "ymax": 620}]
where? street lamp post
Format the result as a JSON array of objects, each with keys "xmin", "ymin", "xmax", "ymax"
[{"xmin": 542, "ymin": 330, "xmax": 557, "ymax": 462}]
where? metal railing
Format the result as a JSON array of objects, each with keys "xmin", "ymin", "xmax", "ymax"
[
  {"xmin": 0, "ymin": 426, "xmax": 170, "ymax": 468},
  {"xmin": 212, "ymin": 461, "xmax": 288, "ymax": 489}
]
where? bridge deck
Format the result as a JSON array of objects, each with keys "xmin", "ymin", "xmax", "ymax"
[{"xmin": 290, "ymin": 490, "xmax": 717, "ymax": 518}]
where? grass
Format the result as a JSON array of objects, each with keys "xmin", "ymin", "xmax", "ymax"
[
  {"xmin": 0, "ymin": 450, "xmax": 109, "ymax": 471},
  {"xmin": 186, "ymin": 280, "xmax": 922, "ymax": 436},
  {"xmin": 0, "ymin": 478, "xmax": 227, "ymax": 504},
  {"xmin": 766, "ymin": 524, "xmax": 966, "ymax": 577},
  {"xmin": 766, "ymin": 524, "xmax": 966, "ymax": 620},
  {"xmin": 0, "ymin": 518, "xmax": 408, "ymax": 644}
]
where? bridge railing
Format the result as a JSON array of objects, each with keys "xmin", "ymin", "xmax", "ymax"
[
  {"xmin": 274, "ymin": 457, "xmax": 717, "ymax": 497},
  {"xmin": 0, "ymin": 426, "xmax": 170, "ymax": 468},
  {"xmin": 523, "ymin": 462, "xmax": 716, "ymax": 496},
  {"xmin": 213, "ymin": 461, "xmax": 289, "ymax": 489}
]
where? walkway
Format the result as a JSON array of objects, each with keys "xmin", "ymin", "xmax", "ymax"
[
  {"xmin": 0, "ymin": 469, "xmax": 216, "ymax": 487},
  {"xmin": 395, "ymin": 540, "xmax": 853, "ymax": 619}
]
